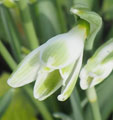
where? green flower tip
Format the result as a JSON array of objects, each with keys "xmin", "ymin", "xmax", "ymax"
[{"xmin": 8, "ymin": 23, "xmax": 87, "ymax": 101}]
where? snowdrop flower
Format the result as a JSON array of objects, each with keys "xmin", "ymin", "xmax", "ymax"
[
  {"xmin": 8, "ymin": 20, "xmax": 89, "ymax": 101},
  {"xmin": 80, "ymin": 38, "xmax": 113, "ymax": 90}
]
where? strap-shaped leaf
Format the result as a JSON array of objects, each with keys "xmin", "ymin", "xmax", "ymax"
[
  {"xmin": 70, "ymin": 5, "xmax": 102, "ymax": 50},
  {"xmin": 53, "ymin": 112, "xmax": 72, "ymax": 120},
  {"xmin": 0, "ymin": 90, "xmax": 13, "ymax": 118}
]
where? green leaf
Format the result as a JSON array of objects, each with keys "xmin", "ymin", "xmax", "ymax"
[
  {"xmin": 70, "ymin": 5, "xmax": 102, "ymax": 50},
  {"xmin": 0, "ymin": 90, "xmax": 13, "ymax": 118},
  {"xmin": 34, "ymin": 0, "xmax": 61, "ymax": 43},
  {"xmin": 1, "ymin": 89, "xmax": 37, "ymax": 120},
  {"xmin": 0, "ymin": 73, "xmax": 13, "ymax": 118},
  {"xmin": 102, "ymin": 0, "xmax": 113, "ymax": 20},
  {"xmin": 70, "ymin": 88, "xmax": 84, "ymax": 120},
  {"xmin": 0, "ymin": 73, "xmax": 10, "ymax": 96}
]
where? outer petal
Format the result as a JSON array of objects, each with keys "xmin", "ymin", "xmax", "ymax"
[
  {"xmin": 34, "ymin": 69, "xmax": 62, "ymax": 101},
  {"xmin": 7, "ymin": 46, "xmax": 42, "ymax": 88},
  {"xmin": 57, "ymin": 52, "xmax": 83, "ymax": 101},
  {"xmin": 40, "ymin": 25, "xmax": 85, "ymax": 69},
  {"xmin": 80, "ymin": 61, "xmax": 113, "ymax": 89}
]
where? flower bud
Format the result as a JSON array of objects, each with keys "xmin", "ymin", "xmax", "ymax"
[{"xmin": 80, "ymin": 38, "xmax": 113, "ymax": 90}]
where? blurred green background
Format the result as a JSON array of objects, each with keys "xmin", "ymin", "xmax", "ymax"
[{"xmin": 0, "ymin": 0, "xmax": 113, "ymax": 120}]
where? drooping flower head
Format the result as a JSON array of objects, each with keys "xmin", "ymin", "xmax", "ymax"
[
  {"xmin": 8, "ymin": 20, "xmax": 89, "ymax": 101},
  {"xmin": 8, "ymin": 5, "xmax": 102, "ymax": 101}
]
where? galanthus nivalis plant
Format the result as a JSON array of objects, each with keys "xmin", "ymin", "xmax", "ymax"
[
  {"xmin": 8, "ymin": 20, "xmax": 89, "ymax": 101},
  {"xmin": 7, "ymin": 5, "xmax": 102, "ymax": 101},
  {"xmin": 2, "ymin": 0, "xmax": 112, "ymax": 119},
  {"xmin": 80, "ymin": 38, "xmax": 113, "ymax": 90}
]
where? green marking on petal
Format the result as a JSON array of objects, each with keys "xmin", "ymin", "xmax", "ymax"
[
  {"xmin": 8, "ymin": 47, "xmax": 41, "ymax": 88},
  {"xmin": 34, "ymin": 69, "xmax": 62, "ymax": 101},
  {"xmin": 60, "ymin": 61, "xmax": 75, "ymax": 86}
]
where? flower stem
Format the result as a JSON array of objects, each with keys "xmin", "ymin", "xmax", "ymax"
[
  {"xmin": 0, "ymin": 40, "xmax": 17, "ymax": 70},
  {"xmin": 86, "ymin": 87, "xmax": 102, "ymax": 120},
  {"xmin": 70, "ymin": 88, "xmax": 84, "ymax": 120},
  {"xmin": 56, "ymin": 0, "xmax": 67, "ymax": 32},
  {"xmin": 23, "ymin": 86, "xmax": 54, "ymax": 120},
  {"xmin": 18, "ymin": 0, "xmax": 39, "ymax": 50}
]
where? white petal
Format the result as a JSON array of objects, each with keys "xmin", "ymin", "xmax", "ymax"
[
  {"xmin": 92, "ymin": 39, "xmax": 113, "ymax": 62},
  {"xmin": 34, "ymin": 69, "xmax": 62, "ymax": 101},
  {"xmin": 7, "ymin": 46, "xmax": 42, "ymax": 88},
  {"xmin": 57, "ymin": 52, "xmax": 83, "ymax": 101},
  {"xmin": 40, "ymin": 25, "xmax": 85, "ymax": 69}
]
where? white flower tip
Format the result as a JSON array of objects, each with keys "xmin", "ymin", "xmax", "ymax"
[
  {"xmin": 80, "ymin": 81, "xmax": 88, "ymax": 90},
  {"xmin": 57, "ymin": 94, "xmax": 67, "ymax": 101},
  {"xmin": 80, "ymin": 69, "xmax": 89, "ymax": 90},
  {"xmin": 33, "ymin": 92, "xmax": 44, "ymax": 101},
  {"xmin": 33, "ymin": 88, "xmax": 48, "ymax": 101},
  {"xmin": 7, "ymin": 78, "xmax": 18, "ymax": 88},
  {"xmin": 70, "ymin": 8, "xmax": 79, "ymax": 14}
]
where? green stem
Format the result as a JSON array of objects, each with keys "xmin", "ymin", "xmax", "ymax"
[
  {"xmin": 0, "ymin": 5, "xmax": 22, "ymax": 62},
  {"xmin": 24, "ymin": 86, "xmax": 54, "ymax": 120},
  {"xmin": 70, "ymin": 88, "xmax": 84, "ymax": 120},
  {"xmin": 86, "ymin": 87, "xmax": 102, "ymax": 120},
  {"xmin": 0, "ymin": 40, "xmax": 17, "ymax": 70},
  {"xmin": 56, "ymin": 0, "xmax": 67, "ymax": 32},
  {"xmin": 73, "ymin": 0, "xmax": 93, "ymax": 10},
  {"xmin": 18, "ymin": 0, "xmax": 39, "ymax": 50}
]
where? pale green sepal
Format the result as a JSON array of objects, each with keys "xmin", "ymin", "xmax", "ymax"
[
  {"xmin": 57, "ymin": 53, "xmax": 83, "ymax": 101},
  {"xmin": 70, "ymin": 5, "xmax": 102, "ymax": 50},
  {"xmin": 34, "ymin": 69, "xmax": 62, "ymax": 101},
  {"xmin": 7, "ymin": 47, "xmax": 42, "ymax": 88},
  {"xmin": 40, "ymin": 25, "xmax": 85, "ymax": 69}
]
